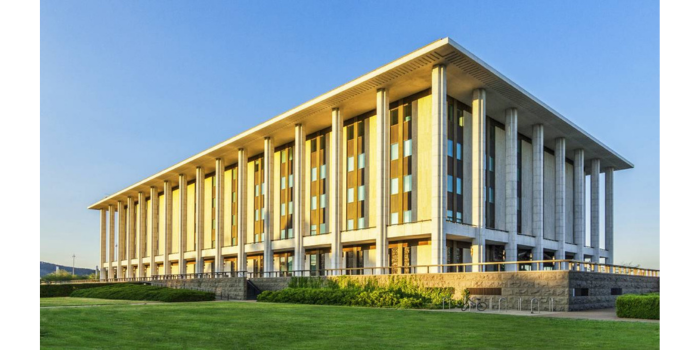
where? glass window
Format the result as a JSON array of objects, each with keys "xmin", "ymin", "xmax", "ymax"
[
  {"xmin": 391, "ymin": 109, "xmax": 399, "ymax": 125},
  {"xmin": 232, "ymin": 192, "xmax": 236, "ymax": 203},
  {"xmin": 447, "ymin": 175, "xmax": 453, "ymax": 192},
  {"xmin": 255, "ymin": 209, "xmax": 259, "ymax": 221},
  {"xmin": 358, "ymin": 185, "xmax": 365, "ymax": 201},
  {"xmin": 320, "ymin": 194, "xmax": 326, "ymax": 208},
  {"xmin": 288, "ymin": 228, "xmax": 294, "ymax": 239},
  {"xmin": 281, "ymin": 176, "xmax": 286, "ymax": 189},
  {"xmin": 347, "ymin": 125, "xmax": 354, "ymax": 140},
  {"xmin": 311, "ymin": 196, "xmax": 317, "ymax": 210},
  {"xmin": 289, "ymin": 174, "xmax": 294, "ymax": 188},
  {"xmin": 358, "ymin": 153, "xmax": 365, "ymax": 169},
  {"xmin": 311, "ymin": 225, "xmax": 317, "ymax": 235},
  {"xmin": 391, "ymin": 143, "xmax": 399, "ymax": 160},
  {"xmin": 288, "ymin": 202, "xmax": 293, "ymax": 214},
  {"xmin": 447, "ymin": 210, "xmax": 453, "ymax": 221},
  {"xmin": 347, "ymin": 188, "xmax": 354, "ymax": 203},
  {"xmin": 391, "ymin": 178, "xmax": 399, "ymax": 195},
  {"xmin": 320, "ymin": 223, "xmax": 327, "ymax": 234},
  {"xmin": 280, "ymin": 203, "xmax": 286, "ymax": 216},
  {"xmin": 447, "ymin": 140, "xmax": 454, "ymax": 157},
  {"xmin": 403, "ymin": 210, "xmax": 412, "ymax": 223},
  {"xmin": 404, "ymin": 139, "xmax": 412, "ymax": 157},
  {"xmin": 281, "ymin": 150, "xmax": 287, "ymax": 163},
  {"xmin": 456, "ymin": 212, "xmax": 463, "ymax": 223},
  {"xmin": 456, "ymin": 178, "xmax": 462, "ymax": 195},
  {"xmin": 403, "ymin": 175, "xmax": 412, "ymax": 192},
  {"xmin": 261, "ymin": 183, "xmax": 265, "ymax": 195},
  {"xmin": 320, "ymin": 164, "xmax": 326, "ymax": 179},
  {"xmin": 456, "ymin": 143, "xmax": 462, "ymax": 160},
  {"xmin": 348, "ymin": 157, "xmax": 354, "ymax": 172},
  {"xmin": 311, "ymin": 167, "xmax": 317, "ymax": 181},
  {"xmin": 281, "ymin": 230, "xmax": 286, "ymax": 240},
  {"xmin": 358, "ymin": 217, "xmax": 365, "ymax": 229},
  {"xmin": 255, "ymin": 185, "xmax": 259, "ymax": 196},
  {"xmin": 390, "ymin": 212, "xmax": 399, "ymax": 225},
  {"xmin": 347, "ymin": 219, "xmax": 354, "ymax": 231}
]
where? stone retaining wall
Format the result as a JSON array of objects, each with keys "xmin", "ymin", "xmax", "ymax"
[
  {"xmin": 248, "ymin": 277, "xmax": 292, "ymax": 292},
  {"xmin": 568, "ymin": 271, "xmax": 660, "ymax": 311},
  {"xmin": 151, "ymin": 278, "xmax": 247, "ymax": 300}
]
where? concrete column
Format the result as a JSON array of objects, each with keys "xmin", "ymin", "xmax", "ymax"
[
  {"xmin": 329, "ymin": 108, "xmax": 342, "ymax": 274},
  {"xmin": 237, "ymin": 149, "xmax": 248, "ymax": 275},
  {"xmin": 126, "ymin": 197, "xmax": 134, "ymax": 278},
  {"xmin": 554, "ymin": 138, "xmax": 566, "ymax": 260},
  {"xmin": 605, "ymin": 167, "xmax": 615, "ymax": 264},
  {"xmin": 138, "ymin": 191, "xmax": 146, "ymax": 277},
  {"xmin": 178, "ymin": 174, "xmax": 187, "ymax": 274},
  {"xmin": 375, "ymin": 88, "xmax": 389, "ymax": 272},
  {"xmin": 99, "ymin": 208, "xmax": 106, "ymax": 280},
  {"xmin": 430, "ymin": 65, "xmax": 447, "ymax": 272},
  {"xmin": 532, "ymin": 125, "xmax": 544, "ymax": 268},
  {"xmin": 108, "ymin": 204, "xmax": 115, "ymax": 280},
  {"xmin": 505, "ymin": 108, "xmax": 518, "ymax": 271},
  {"xmin": 116, "ymin": 201, "xmax": 124, "ymax": 279},
  {"xmin": 292, "ymin": 126, "xmax": 305, "ymax": 274},
  {"xmin": 573, "ymin": 149, "xmax": 585, "ymax": 261},
  {"xmin": 150, "ymin": 186, "xmax": 158, "ymax": 276},
  {"xmin": 263, "ymin": 137, "xmax": 274, "ymax": 275},
  {"xmin": 195, "ymin": 167, "xmax": 204, "ymax": 274},
  {"xmin": 590, "ymin": 159, "xmax": 601, "ymax": 263},
  {"xmin": 471, "ymin": 88, "xmax": 486, "ymax": 271},
  {"xmin": 215, "ymin": 158, "xmax": 225, "ymax": 273},
  {"xmin": 163, "ymin": 180, "xmax": 172, "ymax": 275}
]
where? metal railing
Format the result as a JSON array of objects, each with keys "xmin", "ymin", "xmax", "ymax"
[{"xmin": 48, "ymin": 259, "xmax": 659, "ymax": 284}]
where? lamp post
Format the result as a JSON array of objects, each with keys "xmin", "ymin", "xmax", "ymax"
[{"xmin": 72, "ymin": 254, "xmax": 76, "ymax": 275}]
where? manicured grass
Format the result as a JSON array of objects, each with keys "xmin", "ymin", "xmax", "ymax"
[
  {"xmin": 40, "ymin": 297, "xmax": 158, "ymax": 307},
  {"xmin": 40, "ymin": 302, "xmax": 659, "ymax": 349}
]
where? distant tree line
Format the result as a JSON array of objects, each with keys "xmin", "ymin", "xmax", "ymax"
[{"xmin": 41, "ymin": 269, "xmax": 98, "ymax": 282}]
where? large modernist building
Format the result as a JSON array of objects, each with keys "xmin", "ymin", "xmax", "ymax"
[{"xmin": 89, "ymin": 38, "xmax": 631, "ymax": 280}]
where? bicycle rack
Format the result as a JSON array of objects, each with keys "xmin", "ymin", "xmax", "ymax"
[
  {"xmin": 498, "ymin": 297, "xmax": 507, "ymax": 312},
  {"xmin": 517, "ymin": 297, "xmax": 523, "ymax": 311},
  {"xmin": 531, "ymin": 298, "xmax": 540, "ymax": 314},
  {"xmin": 489, "ymin": 297, "xmax": 493, "ymax": 310},
  {"xmin": 548, "ymin": 297, "xmax": 555, "ymax": 312}
]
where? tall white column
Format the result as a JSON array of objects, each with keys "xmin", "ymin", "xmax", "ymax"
[
  {"xmin": 292, "ymin": 127, "xmax": 305, "ymax": 274},
  {"xmin": 573, "ymin": 149, "xmax": 585, "ymax": 261},
  {"xmin": 195, "ymin": 167, "xmax": 204, "ymax": 274},
  {"xmin": 375, "ymin": 88, "xmax": 389, "ymax": 273},
  {"xmin": 150, "ymin": 186, "xmax": 158, "ymax": 276},
  {"xmin": 138, "ymin": 191, "xmax": 146, "ymax": 278},
  {"xmin": 263, "ymin": 137, "xmax": 274, "ymax": 275},
  {"xmin": 590, "ymin": 159, "xmax": 601, "ymax": 263},
  {"xmin": 116, "ymin": 200, "xmax": 124, "ymax": 279},
  {"xmin": 605, "ymin": 167, "xmax": 615, "ymax": 264},
  {"xmin": 163, "ymin": 180, "xmax": 172, "ymax": 275},
  {"xmin": 532, "ymin": 125, "xmax": 544, "ymax": 267},
  {"xmin": 505, "ymin": 108, "xmax": 518, "ymax": 271},
  {"xmin": 430, "ymin": 65, "xmax": 447, "ymax": 272},
  {"xmin": 237, "ymin": 149, "xmax": 248, "ymax": 275},
  {"xmin": 100, "ymin": 208, "xmax": 106, "ymax": 280},
  {"xmin": 215, "ymin": 158, "xmax": 225, "ymax": 273},
  {"xmin": 471, "ymin": 88, "xmax": 486, "ymax": 271},
  {"xmin": 329, "ymin": 108, "xmax": 342, "ymax": 274},
  {"xmin": 108, "ymin": 204, "xmax": 115, "ymax": 280},
  {"xmin": 178, "ymin": 174, "xmax": 187, "ymax": 274},
  {"xmin": 126, "ymin": 197, "xmax": 134, "ymax": 278},
  {"xmin": 554, "ymin": 138, "xmax": 566, "ymax": 260}
]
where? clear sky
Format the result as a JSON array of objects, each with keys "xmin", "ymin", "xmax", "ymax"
[{"xmin": 41, "ymin": 0, "xmax": 659, "ymax": 269}]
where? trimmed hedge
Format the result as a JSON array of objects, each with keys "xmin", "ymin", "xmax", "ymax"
[
  {"xmin": 70, "ymin": 284, "xmax": 215, "ymax": 302},
  {"xmin": 41, "ymin": 283, "xmax": 125, "ymax": 298},
  {"xmin": 616, "ymin": 293, "xmax": 660, "ymax": 320},
  {"xmin": 258, "ymin": 276, "xmax": 458, "ymax": 309}
]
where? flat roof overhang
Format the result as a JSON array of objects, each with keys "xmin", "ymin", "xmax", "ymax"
[{"xmin": 88, "ymin": 37, "xmax": 633, "ymax": 210}]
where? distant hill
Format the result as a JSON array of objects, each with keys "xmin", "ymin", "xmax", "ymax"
[{"xmin": 40, "ymin": 261, "xmax": 95, "ymax": 277}]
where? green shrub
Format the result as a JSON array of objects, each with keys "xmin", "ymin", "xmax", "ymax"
[
  {"xmin": 70, "ymin": 284, "xmax": 215, "ymax": 302},
  {"xmin": 616, "ymin": 293, "xmax": 660, "ymax": 320},
  {"xmin": 41, "ymin": 283, "xmax": 124, "ymax": 298}
]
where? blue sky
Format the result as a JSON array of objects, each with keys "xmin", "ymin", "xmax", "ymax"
[{"xmin": 41, "ymin": 0, "xmax": 659, "ymax": 269}]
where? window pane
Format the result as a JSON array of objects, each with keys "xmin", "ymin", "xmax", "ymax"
[
  {"xmin": 403, "ymin": 175, "xmax": 412, "ymax": 192},
  {"xmin": 348, "ymin": 157, "xmax": 354, "ymax": 172},
  {"xmin": 456, "ymin": 212, "xmax": 462, "ymax": 223},
  {"xmin": 347, "ymin": 188, "xmax": 354, "ymax": 203},
  {"xmin": 281, "ymin": 176, "xmax": 286, "ymax": 189},
  {"xmin": 447, "ymin": 140, "xmax": 454, "ymax": 157},
  {"xmin": 311, "ymin": 196, "xmax": 317, "ymax": 210},
  {"xmin": 320, "ymin": 164, "xmax": 326, "ymax": 179},
  {"xmin": 456, "ymin": 143, "xmax": 462, "ymax": 160},
  {"xmin": 311, "ymin": 225, "xmax": 317, "ymax": 235},
  {"xmin": 391, "ymin": 143, "xmax": 399, "ymax": 160},
  {"xmin": 456, "ymin": 178, "xmax": 462, "ymax": 195},
  {"xmin": 320, "ymin": 223, "xmax": 327, "ymax": 234},
  {"xmin": 447, "ymin": 210, "xmax": 453, "ymax": 221},
  {"xmin": 281, "ymin": 150, "xmax": 287, "ymax": 163},
  {"xmin": 403, "ymin": 210, "xmax": 412, "ymax": 223},
  {"xmin": 358, "ymin": 185, "xmax": 365, "ymax": 201},
  {"xmin": 288, "ymin": 228, "xmax": 294, "ymax": 238},
  {"xmin": 390, "ymin": 212, "xmax": 399, "ymax": 225},
  {"xmin": 447, "ymin": 175, "xmax": 453, "ymax": 192},
  {"xmin": 358, "ymin": 217, "xmax": 365, "ymax": 229},
  {"xmin": 391, "ymin": 178, "xmax": 399, "ymax": 195},
  {"xmin": 404, "ymin": 139, "xmax": 412, "ymax": 157},
  {"xmin": 311, "ymin": 167, "xmax": 317, "ymax": 181},
  {"xmin": 261, "ymin": 183, "xmax": 265, "ymax": 195},
  {"xmin": 255, "ymin": 185, "xmax": 259, "ymax": 196},
  {"xmin": 320, "ymin": 194, "xmax": 326, "ymax": 208},
  {"xmin": 358, "ymin": 153, "xmax": 365, "ymax": 169},
  {"xmin": 289, "ymin": 174, "xmax": 294, "ymax": 187},
  {"xmin": 280, "ymin": 203, "xmax": 285, "ymax": 215},
  {"xmin": 347, "ymin": 219, "xmax": 354, "ymax": 230}
]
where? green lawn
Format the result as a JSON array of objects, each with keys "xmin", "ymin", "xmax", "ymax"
[
  {"xmin": 40, "ymin": 301, "xmax": 659, "ymax": 349},
  {"xmin": 40, "ymin": 297, "xmax": 159, "ymax": 307}
]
